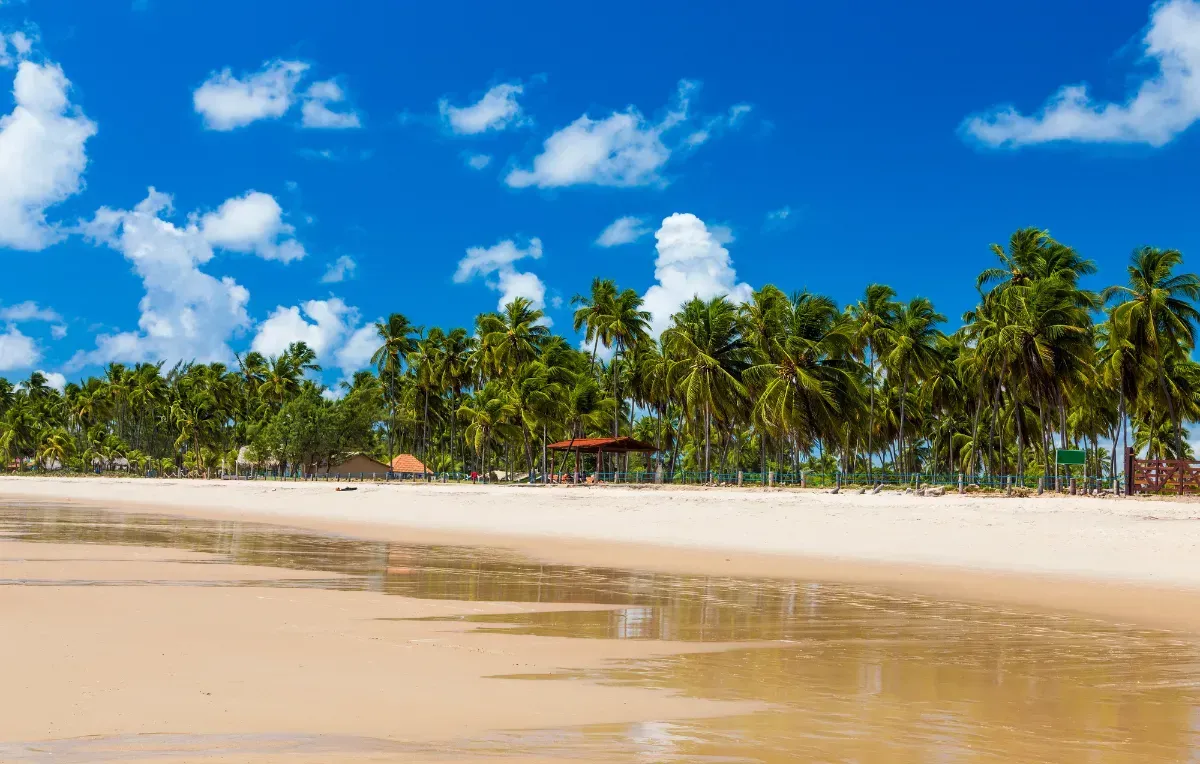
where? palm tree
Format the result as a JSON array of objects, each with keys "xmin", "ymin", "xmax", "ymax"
[
  {"xmin": 458, "ymin": 382, "xmax": 517, "ymax": 477},
  {"xmin": 572, "ymin": 277, "xmax": 617, "ymax": 374},
  {"xmin": 746, "ymin": 292, "xmax": 862, "ymax": 475},
  {"xmin": 663, "ymin": 296, "xmax": 749, "ymax": 476},
  {"xmin": 372, "ymin": 312, "xmax": 421, "ymax": 467},
  {"xmin": 36, "ymin": 427, "xmax": 73, "ymax": 470},
  {"xmin": 479, "ymin": 298, "xmax": 550, "ymax": 371},
  {"xmin": 600, "ymin": 288, "xmax": 651, "ymax": 472},
  {"xmin": 1103, "ymin": 247, "xmax": 1200, "ymax": 463},
  {"xmin": 880, "ymin": 297, "xmax": 945, "ymax": 474},
  {"xmin": 848, "ymin": 284, "xmax": 897, "ymax": 479},
  {"xmin": 438, "ymin": 327, "xmax": 476, "ymax": 472}
]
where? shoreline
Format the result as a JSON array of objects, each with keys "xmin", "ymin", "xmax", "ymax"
[{"xmin": 4, "ymin": 476, "xmax": 1200, "ymax": 632}]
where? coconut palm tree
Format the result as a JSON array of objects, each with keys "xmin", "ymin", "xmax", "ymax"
[
  {"xmin": 663, "ymin": 296, "xmax": 749, "ymax": 475},
  {"xmin": 746, "ymin": 292, "xmax": 862, "ymax": 474},
  {"xmin": 847, "ymin": 284, "xmax": 897, "ymax": 478},
  {"xmin": 572, "ymin": 277, "xmax": 617, "ymax": 374},
  {"xmin": 1103, "ymin": 247, "xmax": 1200, "ymax": 463},
  {"xmin": 880, "ymin": 297, "xmax": 945, "ymax": 474},
  {"xmin": 600, "ymin": 288, "xmax": 651, "ymax": 470},
  {"xmin": 372, "ymin": 312, "xmax": 421, "ymax": 467},
  {"xmin": 479, "ymin": 298, "xmax": 550, "ymax": 372}
]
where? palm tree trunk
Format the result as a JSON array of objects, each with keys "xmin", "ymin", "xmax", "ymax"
[
  {"xmin": 986, "ymin": 380, "xmax": 1000, "ymax": 476},
  {"xmin": 1115, "ymin": 384, "xmax": 1126, "ymax": 477},
  {"xmin": 866, "ymin": 344, "xmax": 876, "ymax": 482},
  {"xmin": 897, "ymin": 369, "xmax": 908, "ymax": 475},
  {"xmin": 969, "ymin": 386, "xmax": 984, "ymax": 475},
  {"xmin": 704, "ymin": 402, "xmax": 711, "ymax": 477},
  {"xmin": 1014, "ymin": 389, "xmax": 1024, "ymax": 480},
  {"xmin": 1156, "ymin": 354, "xmax": 1183, "ymax": 469}
]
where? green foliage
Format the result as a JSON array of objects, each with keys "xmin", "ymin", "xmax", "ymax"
[{"xmin": 3, "ymin": 234, "xmax": 1199, "ymax": 481}]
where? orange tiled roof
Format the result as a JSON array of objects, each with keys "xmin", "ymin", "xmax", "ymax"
[{"xmin": 390, "ymin": 454, "xmax": 428, "ymax": 473}]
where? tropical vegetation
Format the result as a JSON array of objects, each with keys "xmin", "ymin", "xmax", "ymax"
[{"xmin": 2, "ymin": 230, "xmax": 1198, "ymax": 484}]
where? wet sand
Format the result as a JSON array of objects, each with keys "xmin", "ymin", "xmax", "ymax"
[
  {"xmin": 3, "ymin": 503, "xmax": 1200, "ymax": 762},
  {"xmin": 0, "ymin": 533, "xmax": 756, "ymax": 761},
  {"xmin": 3, "ymin": 476, "xmax": 1200, "ymax": 631}
]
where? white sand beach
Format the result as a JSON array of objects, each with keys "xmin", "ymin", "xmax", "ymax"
[
  {"xmin": 3, "ymin": 476, "xmax": 1200, "ymax": 632},
  {"xmin": 3, "ymin": 477, "xmax": 1198, "ymax": 582}
]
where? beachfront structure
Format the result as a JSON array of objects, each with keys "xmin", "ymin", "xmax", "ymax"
[
  {"xmin": 390, "ymin": 454, "xmax": 429, "ymax": 478},
  {"xmin": 316, "ymin": 453, "xmax": 390, "ymax": 477},
  {"xmin": 546, "ymin": 436, "xmax": 658, "ymax": 477}
]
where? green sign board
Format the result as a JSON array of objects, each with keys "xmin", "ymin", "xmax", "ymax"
[{"xmin": 1055, "ymin": 449, "xmax": 1086, "ymax": 466}]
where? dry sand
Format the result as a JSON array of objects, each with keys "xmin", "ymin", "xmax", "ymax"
[{"xmin": 3, "ymin": 476, "xmax": 1200, "ymax": 631}]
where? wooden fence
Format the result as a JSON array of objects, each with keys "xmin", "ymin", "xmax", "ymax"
[{"xmin": 1124, "ymin": 447, "xmax": 1200, "ymax": 495}]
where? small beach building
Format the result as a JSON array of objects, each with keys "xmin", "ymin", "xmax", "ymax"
[
  {"xmin": 317, "ymin": 453, "xmax": 391, "ymax": 477},
  {"xmin": 390, "ymin": 454, "xmax": 429, "ymax": 478}
]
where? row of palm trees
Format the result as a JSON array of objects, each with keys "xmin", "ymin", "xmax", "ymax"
[{"xmin": 2, "ymin": 228, "xmax": 1198, "ymax": 483}]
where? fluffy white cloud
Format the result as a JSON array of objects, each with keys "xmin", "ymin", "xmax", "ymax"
[
  {"xmin": 0, "ymin": 325, "xmax": 38, "ymax": 370},
  {"xmin": 73, "ymin": 189, "xmax": 252, "ymax": 366},
  {"xmin": 0, "ymin": 301, "xmax": 60, "ymax": 322},
  {"xmin": 0, "ymin": 30, "xmax": 34, "ymax": 67},
  {"xmin": 252, "ymin": 297, "xmax": 346, "ymax": 357},
  {"xmin": 465, "ymin": 153, "xmax": 492, "ymax": 170},
  {"xmin": 198, "ymin": 191, "xmax": 305, "ymax": 263},
  {"xmin": 964, "ymin": 0, "xmax": 1200, "ymax": 147},
  {"xmin": 321, "ymin": 254, "xmax": 357, "ymax": 283},
  {"xmin": 37, "ymin": 370, "xmax": 65, "ymax": 392},
  {"xmin": 321, "ymin": 385, "xmax": 345, "ymax": 401},
  {"xmin": 337, "ymin": 324, "xmax": 379, "ymax": 372},
  {"xmin": 454, "ymin": 238, "xmax": 549, "ymax": 317},
  {"xmin": 50, "ymin": 324, "xmax": 67, "ymax": 339},
  {"xmin": 0, "ymin": 60, "xmax": 97, "ymax": 250},
  {"xmin": 507, "ymin": 80, "xmax": 744, "ymax": 188},
  {"xmin": 301, "ymin": 79, "xmax": 361, "ymax": 129},
  {"xmin": 642, "ymin": 213, "xmax": 753, "ymax": 337},
  {"xmin": 193, "ymin": 59, "xmax": 309, "ymax": 131},
  {"xmin": 495, "ymin": 269, "xmax": 547, "ymax": 313},
  {"xmin": 251, "ymin": 297, "xmax": 377, "ymax": 374},
  {"xmin": 439, "ymin": 82, "xmax": 524, "ymax": 134},
  {"xmin": 595, "ymin": 215, "xmax": 649, "ymax": 247}
]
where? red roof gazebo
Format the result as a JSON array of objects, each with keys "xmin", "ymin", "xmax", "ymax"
[{"xmin": 546, "ymin": 436, "xmax": 658, "ymax": 454}]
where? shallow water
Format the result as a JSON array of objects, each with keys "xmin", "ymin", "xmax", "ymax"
[{"xmin": 2, "ymin": 503, "xmax": 1199, "ymax": 762}]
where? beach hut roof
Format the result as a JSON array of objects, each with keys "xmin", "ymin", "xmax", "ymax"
[
  {"xmin": 545, "ymin": 436, "xmax": 657, "ymax": 454},
  {"xmin": 390, "ymin": 454, "xmax": 428, "ymax": 473}
]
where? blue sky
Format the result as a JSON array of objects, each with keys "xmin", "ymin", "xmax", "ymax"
[{"xmin": 2, "ymin": 0, "xmax": 1200, "ymax": 391}]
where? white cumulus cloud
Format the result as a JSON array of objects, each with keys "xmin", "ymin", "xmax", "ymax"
[
  {"xmin": 0, "ymin": 325, "xmax": 38, "ymax": 370},
  {"xmin": 337, "ymin": 324, "xmax": 379, "ymax": 372},
  {"xmin": 301, "ymin": 79, "xmax": 361, "ymax": 129},
  {"xmin": 595, "ymin": 216, "xmax": 649, "ymax": 247},
  {"xmin": 0, "ymin": 59, "xmax": 97, "ymax": 250},
  {"xmin": 37, "ymin": 370, "xmax": 65, "ymax": 392},
  {"xmin": 193, "ymin": 59, "xmax": 309, "ymax": 131},
  {"xmin": 198, "ymin": 191, "xmax": 305, "ymax": 263},
  {"xmin": 964, "ymin": 0, "xmax": 1200, "ymax": 147},
  {"xmin": 465, "ymin": 153, "xmax": 492, "ymax": 170},
  {"xmin": 321, "ymin": 254, "xmax": 357, "ymax": 283},
  {"xmin": 454, "ymin": 237, "xmax": 549, "ymax": 318},
  {"xmin": 439, "ymin": 82, "xmax": 525, "ymax": 134},
  {"xmin": 0, "ymin": 30, "xmax": 35, "ymax": 68},
  {"xmin": 252, "ymin": 297, "xmax": 376, "ymax": 374},
  {"xmin": 73, "ymin": 189, "xmax": 252, "ymax": 367},
  {"xmin": 506, "ymin": 80, "xmax": 741, "ymax": 189},
  {"xmin": 642, "ymin": 213, "xmax": 752, "ymax": 337},
  {"xmin": 0, "ymin": 301, "xmax": 61, "ymax": 323}
]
